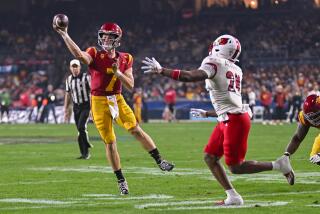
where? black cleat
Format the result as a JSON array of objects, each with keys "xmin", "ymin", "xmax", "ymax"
[
  {"xmin": 158, "ymin": 160, "xmax": 174, "ymax": 171},
  {"xmin": 83, "ymin": 153, "xmax": 91, "ymax": 160},
  {"xmin": 118, "ymin": 180, "xmax": 129, "ymax": 195}
]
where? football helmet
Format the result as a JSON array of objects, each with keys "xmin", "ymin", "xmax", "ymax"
[
  {"xmin": 98, "ymin": 23, "xmax": 122, "ymax": 51},
  {"xmin": 208, "ymin": 35, "xmax": 241, "ymax": 62},
  {"xmin": 303, "ymin": 94, "xmax": 320, "ymax": 126}
]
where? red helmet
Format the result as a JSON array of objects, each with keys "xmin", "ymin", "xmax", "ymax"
[
  {"xmin": 98, "ymin": 23, "xmax": 122, "ymax": 51},
  {"xmin": 303, "ymin": 94, "xmax": 320, "ymax": 126}
]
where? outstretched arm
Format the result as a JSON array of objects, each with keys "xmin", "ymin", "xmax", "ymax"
[
  {"xmin": 190, "ymin": 108, "xmax": 218, "ymax": 118},
  {"xmin": 141, "ymin": 57, "xmax": 208, "ymax": 82},
  {"xmin": 53, "ymin": 24, "xmax": 92, "ymax": 65},
  {"xmin": 285, "ymin": 123, "xmax": 310, "ymax": 156}
]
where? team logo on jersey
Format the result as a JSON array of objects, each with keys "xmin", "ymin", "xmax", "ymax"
[
  {"xmin": 316, "ymin": 96, "xmax": 320, "ymax": 104},
  {"xmin": 100, "ymin": 54, "xmax": 105, "ymax": 59},
  {"xmin": 106, "ymin": 67, "xmax": 113, "ymax": 74}
]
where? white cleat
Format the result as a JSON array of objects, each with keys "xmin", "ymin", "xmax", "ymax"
[
  {"xmin": 275, "ymin": 155, "xmax": 295, "ymax": 185},
  {"xmin": 215, "ymin": 195, "xmax": 244, "ymax": 206}
]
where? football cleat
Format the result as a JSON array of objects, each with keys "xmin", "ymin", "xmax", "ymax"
[
  {"xmin": 118, "ymin": 180, "xmax": 129, "ymax": 195},
  {"xmin": 275, "ymin": 155, "xmax": 295, "ymax": 185},
  {"xmin": 158, "ymin": 160, "xmax": 175, "ymax": 171},
  {"xmin": 215, "ymin": 195, "xmax": 244, "ymax": 206},
  {"xmin": 83, "ymin": 153, "xmax": 91, "ymax": 160},
  {"xmin": 310, "ymin": 153, "xmax": 320, "ymax": 165}
]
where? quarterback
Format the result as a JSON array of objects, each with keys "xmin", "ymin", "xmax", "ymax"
[
  {"xmin": 53, "ymin": 22, "xmax": 174, "ymax": 195},
  {"xmin": 283, "ymin": 94, "xmax": 320, "ymax": 165},
  {"xmin": 142, "ymin": 35, "xmax": 294, "ymax": 205}
]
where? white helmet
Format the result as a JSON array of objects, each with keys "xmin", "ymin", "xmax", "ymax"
[{"xmin": 209, "ymin": 34, "xmax": 241, "ymax": 62}]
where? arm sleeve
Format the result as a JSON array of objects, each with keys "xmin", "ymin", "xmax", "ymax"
[
  {"xmin": 65, "ymin": 78, "xmax": 70, "ymax": 92},
  {"xmin": 198, "ymin": 56, "xmax": 218, "ymax": 79}
]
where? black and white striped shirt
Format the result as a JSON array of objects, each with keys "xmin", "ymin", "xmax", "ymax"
[{"xmin": 65, "ymin": 72, "xmax": 91, "ymax": 104}]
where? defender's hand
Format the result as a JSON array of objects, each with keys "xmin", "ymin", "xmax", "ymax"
[
  {"xmin": 310, "ymin": 153, "xmax": 320, "ymax": 165},
  {"xmin": 190, "ymin": 108, "xmax": 207, "ymax": 118},
  {"xmin": 141, "ymin": 57, "xmax": 162, "ymax": 74}
]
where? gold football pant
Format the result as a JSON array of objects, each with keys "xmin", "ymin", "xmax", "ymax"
[
  {"xmin": 91, "ymin": 94, "xmax": 137, "ymax": 144},
  {"xmin": 310, "ymin": 134, "xmax": 320, "ymax": 157}
]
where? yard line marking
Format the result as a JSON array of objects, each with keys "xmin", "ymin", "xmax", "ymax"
[
  {"xmin": 0, "ymin": 198, "xmax": 73, "ymax": 205},
  {"xmin": 154, "ymin": 201, "xmax": 289, "ymax": 210}
]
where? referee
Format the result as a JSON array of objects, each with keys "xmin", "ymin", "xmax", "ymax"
[{"xmin": 64, "ymin": 59, "xmax": 92, "ymax": 159}]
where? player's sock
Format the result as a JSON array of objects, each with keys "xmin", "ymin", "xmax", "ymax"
[
  {"xmin": 272, "ymin": 161, "xmax": 280, "ymax": 170},
  {"xmin": 114, "ymin": 169, "xmax": 125, "ymax": 182},
  {"xmin": 149, "ymin": 148, "xmax": 162, "ymax": 164},
  {"xmin": 225, "ymin": 188, "xmax": 240, "ymax": 198}
]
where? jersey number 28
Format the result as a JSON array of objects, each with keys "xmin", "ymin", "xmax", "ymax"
[{"xmin": 226, "ymin": 71, "xmax": 240, "ymax": 93}]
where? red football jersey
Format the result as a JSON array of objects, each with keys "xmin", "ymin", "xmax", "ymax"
[{"xmin": 86, "ymin": 47, "xmax": 133, "ymax": 96}]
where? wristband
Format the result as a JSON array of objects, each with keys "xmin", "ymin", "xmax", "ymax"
[{"xmin": 171, "ymin": 69, "xmax": 181, "ymax": 80}]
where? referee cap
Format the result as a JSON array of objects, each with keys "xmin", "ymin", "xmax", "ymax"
[{"xmin": 70, "ymin": 59, "xmax": 80, "ymax": 66}]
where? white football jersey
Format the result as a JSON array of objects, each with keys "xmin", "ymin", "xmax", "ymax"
[{"xmin": 200, "ymin": 55, "xmax": 248, "ymax": 121}]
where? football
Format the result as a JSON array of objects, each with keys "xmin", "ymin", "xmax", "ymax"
[{"xmin": 53, "ymin": 14, "xmax": 69, "ymax": 30}]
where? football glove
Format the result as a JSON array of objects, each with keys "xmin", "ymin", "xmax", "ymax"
[
  {"xmin": 190, "ymin": 108, "xmax": 207, "ymax": 118},
  {"xmin": 141, "ymin": 57, "xmax": 162, "ymax": 74},
  {"xmin": 310, "ymin": 153, "xmax": 320, "ymax": 165}
]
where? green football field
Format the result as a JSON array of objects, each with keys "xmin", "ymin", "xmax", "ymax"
[{"xmin": 0, "ymin": 122, "xmax": 319, "ymax": 214}]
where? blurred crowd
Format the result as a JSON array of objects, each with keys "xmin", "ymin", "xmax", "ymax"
[{"xmin": 0, "ymin": 4, "xmax": 319, "ymax": 123}]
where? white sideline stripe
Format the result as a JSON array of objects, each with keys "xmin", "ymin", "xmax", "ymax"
[
  {"xmin": 247, "ymin": 190, "xmax": 320, "ymax": 198},
  {"xmin": 93, "ymin": 194, "xmax": 173, "ymax": 200},
  {"xmin": 307, "ymin": 204, "xmax": 320, "ymax": 207},
  {"xmin": 30, "ymin": 166, "xmax": 320, "ymax": 177},
  {"xmin": 82, "ymin": 194, "xmax": 117, "ymax": 197},
  {"xmin": 135, "ymin": 190, "xmax": 320, "ymax": 209},
  {"xmin": 189, "ymin": 190, "xmax": 320, "ymax": 201},
  {"xmin": 0, "ymin": 180, "xmax": 70, "ymax": 186},
  {"xmin": 30, "ymin": 166, "xmax": 320, "ymax": 185},
  {"xmin": 135, "ymin": 200, "xmax": 214, "ymax": 209},
  {"xmin": 155, "ymin": 201, "xmax": 289, "ymax": 210},
  {"xmin": 0, "ymin": 198, "xmax": 73, "ymax": 205},
  {"xmin": 0, "ymin": 206, "xmax": 53, "ymax": 211}
]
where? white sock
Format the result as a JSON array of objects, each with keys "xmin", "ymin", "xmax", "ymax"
[
  {"xmin": 225, "ymin": 188, "xmax": 239, "ymax": 198},
  {"xmin": 272, "ymin": 161, "xmax": 280, "ymax": 171}
]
